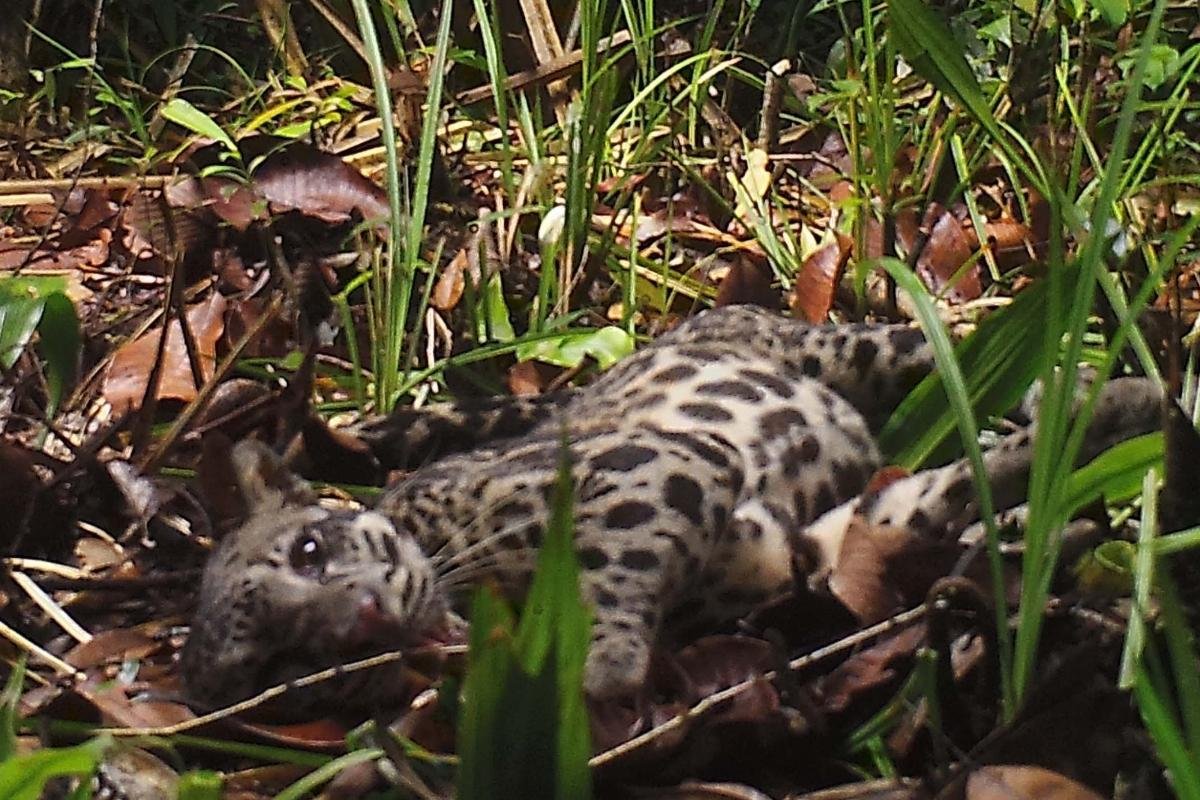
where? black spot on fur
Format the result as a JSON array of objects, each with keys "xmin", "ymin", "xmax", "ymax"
[
  {"xmin": 595, "ymin": 589, "xmax": 620, "ymax": 608},
  {"xmin": 793, "ymin": 489, "xmax": 810, "ymax": 522},
  {"xmin": 525, "ymin": 523, "xmax": 544, "ymax": 547},
  {"xmin": 619, "ymin": 549, "xmax": 661, "ymax": 570},
  {"xmin": 654, "ymin": 530, "xmax": 689, "ymax": 554},
  {"xmin": 710, "ymin": 506, "xmax": 729, "ymax": 532},
  {"xmin": 760, "ymin": 407, "xmax": 808, "ymax": 437},
  {"xmin": 665, "ymin": 474, "xmax": 705, "ymax": 526},
  {"xmin": 656, "ymin": 430, "xmax": 731, "ymax": 468},
  {"xmin": 591, "ymin": 444, "xmax": 659, "ymax": 472},
  {"xmin": 654, "ymin": 363, "xmax": 698, "ymax": 382},
  {"xmin": 832, "ymin": 461, "xmax": 864, "ymax": 499},
  {"xmin": 679, "ymin": 402, "xmax": 734, "ymax": 422},
  {"xmin": 832, "ymin": 333, "xmax": 847, "ymax": 350},
  {"xmin": 889, "ymin": 326, "xmax": 924, "ymax": 355},
  {"xmin": 908, "ymin": 509, "xmax": 931, "ymax": 534},
  {"xmin": 695, "ymin": 380, "xmax": 763, "ymax": 403},
  {"xmin": 578, "ymin": 547, "xmax": 609, "ymax": 570},
  {"xmin": 944, "ymin": 475, "xmax": 973, "ymax": 505},
  {"xmin": 852, "ymin": 339, "xmax": 879, "ymax": 375},
  {"xmin": 814, "ymin": 483, "xmax": 838, "ymax": 517},
  {"xmin": 493, "ymin": 500, "xmax": 534, "ymax": 520},
  {"xmin": 605, "ymin": 501, "xmax": 657, "ymax": 529},
  {"xmin": 738, "ymin": 368, "xmax": 796, "ymax": 399},
  {"xmin": 801, "ymin": 355, "xmax": 822, "ymax": 377},
  {"xmin": 783, "ymin": 435, "xmax": 821, "ymax": 477},
  {"xmin": 677, "ymin": 345, "xmax": 722, "ymax": 360}
]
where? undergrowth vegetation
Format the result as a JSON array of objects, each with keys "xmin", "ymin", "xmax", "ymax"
[{"xmin": 1, "ymin": 0, "xmax": 1199, "ymax": 796}]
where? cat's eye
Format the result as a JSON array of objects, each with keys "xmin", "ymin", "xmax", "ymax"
[{"xmin": 289, "ymin": 531, "xmax": 326, "ymax": 575}]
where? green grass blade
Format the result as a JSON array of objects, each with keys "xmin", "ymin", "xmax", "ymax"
[
  {"xmin": 878, "ymin": 271, "xmax": 1055, "ymax": 469},
  {"xmin": 877, "ymin": 256, "xmax": 1013, "ymax": 716}
]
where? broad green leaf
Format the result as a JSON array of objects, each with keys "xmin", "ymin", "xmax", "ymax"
[
  {"xmin": 0, "ymin": 277, "xmax": 79, "ymax": 412},
  {"xmin": 1066, "ymin": 432, "xmax": 1163, "ymax": 514},
  {"xmin": 516, "ymin": 326, "xmax": 635, "ymax": 370},
  {"xmin": 1090, "ymin": 0, "xmax": 1129, "ymax": 26},
  {"xmin": 37, "ymin": 291, "xmax": 80, "ymax": 414},
  {"xmin": 0, "ymin": 737, "xmax": 109, "ymax": 800},
  {"xmin": 161, "ymin": 98, "xmax": 238, "ymax": 155}
]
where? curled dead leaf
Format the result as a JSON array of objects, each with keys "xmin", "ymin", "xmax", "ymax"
[
  {"xmin": 916, "ymin": 205, "xmax": 983, "ymax": 303},
  {"xmin": 789, "ymin": 234, "xmax": 851, "ymax": 322}
]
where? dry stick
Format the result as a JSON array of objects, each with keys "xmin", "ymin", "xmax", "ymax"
[
  {"xmin": 0, "ymin": 619, "xmax": 79, "ymax": 678},
  {"xmin": 255, "ymin": 0, "xmax": 308, "ymax": 75},
  {"xmin": 0, "ymin": 176, "xmax": 175, "ymax": 195},
  {"xmin": 517, "ymin": 0, "xmax": 574, "ymax": 126},
  {"xmin": 128, "ymin": 267, "xmax": 177, "ymax": 455},
  {"xmin": 101, "ymin": 651, "xmax": 409, "ymax": 737},
  {"xmin": 303, "ymin": 0, "xmax": 369, "ymax": 66},
  {"xmin": 757, "ymin": 59, "xmax": 790, "ymax": 153},
  {"xmin": 8, "ymin": 571, "xmax": 92, "ymax": 644},
  {"xmin": 146, "ymin": 34, "xmax": 200, "ymax": 141},
  {"xmin": 455, "ymin": 30, "xmax": 633, "ymax": 106},
  {"xmin": 137, "ymin": 294, "xmax": 285, "ymax": 474},
  {"xmin": 588, "ymin": 604, "xmax": 928, "ymax": 768}
]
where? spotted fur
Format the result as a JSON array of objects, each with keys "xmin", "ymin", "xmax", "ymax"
[{"xmin": 182, "ymin": 306, "xmax": 1160, "ymax": 710}]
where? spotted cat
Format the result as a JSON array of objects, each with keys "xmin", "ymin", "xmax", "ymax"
[{"xmin": 182, "ymin": 306, "xmax": 1161, "ymax": 711}]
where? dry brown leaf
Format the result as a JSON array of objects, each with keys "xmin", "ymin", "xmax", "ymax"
[
  {"xmin": 828, "ymin": 515, "xmax": 916, "ymax": 624},
  {"xmin": 716, "ymin": 257, "xmax": 779, "ymax": 309},
  {"xmin": 966, "ymin": 765, "xmax": 1107, "ymax": 800},
  {"xmin": 507, "ymin": 360, "xmax": 549, "ymax": 396},
  {"xmin": 102, "ymin": 292, "xmax": 227, "ymax": 413},
  {"xmin": 984, "ymin": 218, "xmax": 1036, "ymax": 270},
  {"xmin": 252, "ymin": 142, "xmax": 389, "ymax": 225},
  {"xmin": 432, "ymin": 246, "xmax": 469, "ymax": 312},
  {"xmin": 73, "ymin": 671, "xmax": 194, "ymax": 730},
  {"xmin": 813, "ymin": 624, "xmax": 926, "ymax": 714},
  {"xmin": 916, "ymin": 205, "xmax": 983, "ymax": 303},
  {"xmin": 65, "ymin": 628, "xmax": 161, "ymax": 670},
  {"xmin": 789, "ymin": 234, "xmax": 851, "ymax": 322}
]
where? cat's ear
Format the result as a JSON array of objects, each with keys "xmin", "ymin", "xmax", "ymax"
[{"xmin": 230, "ymin": 439, "xmax": 318, "ymax": 513}]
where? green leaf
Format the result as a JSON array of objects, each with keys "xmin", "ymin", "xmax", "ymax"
[
  {"xmin": 0, "ymin": 658, "xmax": 25, "ymax": 761},
  {"xmin": 887, "ymin": 0, "xmax": 1004, "ymax": 143},
  {"xmin": 476, "ymin": 273, "xmax": 516, "ymax": 343},
  {"xmin": 456, "ymin": 435, "xmax": 591, "ymax": 800},
  {"xmin": 516, "ymin": 326, "xmax": 635, "ymax": 370},
  {"xmin": 456, "ymin": 588, "xmax": 518, "ymax": 800},
  {"xmin": 37, "ymin": 291, "xmax": 80, "ymax": 414},
  {"xmin": 178, "ymin": 770, "xmax": 224, "ymax": 800},
  {"xmin": 161, "ymin": 98, "xmax": 238, "ymax": 155},
  {"xmin": 0, "ymin": 737, "xmax": 109, "ymax": 800},
  {"xmin": 878, "ymin": 271, "xmax": 1054, "ymax": 469},
  {"xmin": 1066, "ymin": 432, "xmax": 1163, "ymax": 514},
  {"xmin": 1090, "ymin": 0, "xmax": 1129, "ymax": 26},
  {"xmin": 0, "ymin": 277, "xmax": 79, "ymax": 413}
]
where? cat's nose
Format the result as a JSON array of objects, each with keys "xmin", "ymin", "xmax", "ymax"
[{"xmin": 343, "ymin": 590, "xmax": 406, "ymax": 649}]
